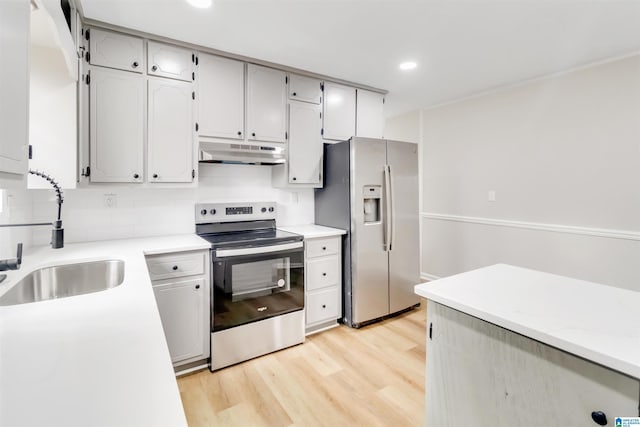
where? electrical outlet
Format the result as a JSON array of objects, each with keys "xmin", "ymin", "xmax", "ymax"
[
  {"xmin": 103, "ymin": 193, "xmax": 118, "ymax": 209},
  {"xmin": 488, "ymin": 190, "xmax": 496, "ymax": 202}
]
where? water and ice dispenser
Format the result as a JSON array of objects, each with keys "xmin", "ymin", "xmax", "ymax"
[{"xmin": 363, "ymin": 185, "xmax": 381, "ymax": 223}]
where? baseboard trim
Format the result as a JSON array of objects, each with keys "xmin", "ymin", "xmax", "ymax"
[{"xmin": 421, "ymin": 213, "xmax": 640, "ymax": 242}]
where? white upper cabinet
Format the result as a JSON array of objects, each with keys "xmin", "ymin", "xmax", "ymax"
[
  {"xmin": 89, "ymin": 28, "xmax": 144, "ymax": 73},
  {"xmin": 198, "ymin": 53, "xmax": 244, "ymax": 140},
  {"xmin": 247, "ymin": 64, "xmax": 288, "ymax": 143},
  {"xmin": 0, "ymin": 0, "xmax": 29, "ymax": 180},
  {"xmin": 323, "ymin": 82, "xmax": 356, "ymax": 142},
  {"xmin": 147, "ymin": 41, "xmax": 194, "ymax": 82},
  {"xmin": 356, "ymin": 89, "xmax": 385, "ymax": 139},
  {"xmin": 89, "ymin": 67, "xmax": 144, "ymax": 183},
  {"xmin": 289, "ymin": 74, "xmax": 322, "ymax": 104},
  {"xmin": 147, "ymin": 78, "xmax": 194, "ymax": 183},
  {"xmin": 288, "ymin": 101, "xmax": 322, "ymax": 184}
]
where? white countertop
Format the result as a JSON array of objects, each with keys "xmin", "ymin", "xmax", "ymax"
[
  {"xmin": 279, "ymin": 224, "xmax": 346, "ymax": 239},
  {"xmin": 0, "ymin": 234, "xmax": 210, "ymax": 427},
  {"xmin": 415, "ymin": 264, "xmax": 640, "ymax": 379}
]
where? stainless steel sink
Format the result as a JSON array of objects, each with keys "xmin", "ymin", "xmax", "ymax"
[{"xmin": 0, "ymin": 260, "xmax": 125, "ymax": 306}]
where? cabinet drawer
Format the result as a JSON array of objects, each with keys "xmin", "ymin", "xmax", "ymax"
[
  {"xmin": 147, "ymin": 41, "xmax": 194, "ymax": 82},
  {"xmin": 307, "ymin": 256, "xmax": 339, "ymax": 291},
  {"xmin": 306, "ymin": 237, "xmax": 340, "ymax": 258},
  {"xmin": 289, "ymin": 74, "xmax": 322, "ymax": 104},
  {"xmin": 89, "ymin": 28, "xmax": 143, "ymax": 73},
  {"xmin": 146, "ymin": 252, "xmax": 205, "ymax": 280},
  {"xmin": 306, "ymin": 287, "xmax": 340, "ymax": 325}
]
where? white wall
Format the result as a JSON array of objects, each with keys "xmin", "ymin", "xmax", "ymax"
[
  {"xmin": 384, "ymin": 110, "xmax": 421, "ymax": 143},
  {"xmin": 29, "ymin": 163, "xmax": 314, "ymax": 246},
  {"xmin": 420, "ymin": 54, "xmax": 640, "ymax": 290},
  {"xmin": 0, "ymin": 189, "xmax": 33, "ymax": 259},
  {"xmin": 28, "ymin": 46, "xmax": 76, "ymax": 189}
]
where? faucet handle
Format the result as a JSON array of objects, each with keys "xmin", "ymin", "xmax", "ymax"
[{"xmin": 16, "ymin": 243, "xmax": 22, "ymax": 267}]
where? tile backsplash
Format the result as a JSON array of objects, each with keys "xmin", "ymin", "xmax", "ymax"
[
  {"xmin": 0, "ymin": 188, "xmax": 33, "ymax": 258},
  {"xmin": 28, "ymin": 163, "xmax": 314, "ymax": 247}
]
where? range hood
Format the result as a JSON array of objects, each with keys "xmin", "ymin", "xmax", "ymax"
[{"xmin": 199, "ymin": 140, "xmax": 286, "ymax": 165}]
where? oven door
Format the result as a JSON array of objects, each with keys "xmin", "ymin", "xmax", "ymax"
[{"xmin": 212, "ymin": 241, "xmax": 304, "ymax": 332}]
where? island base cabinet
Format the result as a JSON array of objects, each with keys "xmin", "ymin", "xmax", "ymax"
[{"xmin": 425, "ymin": 301, "xmax": 639, "ymax": 427}]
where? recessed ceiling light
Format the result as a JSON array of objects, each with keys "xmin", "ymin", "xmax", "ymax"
[
  {"xmin": 399, "ymin": 61, "xmax": 417, "ymax": 71},
  {"xmin": 186, "ymin": 0, "xmax": 212, "ymax": 8}
]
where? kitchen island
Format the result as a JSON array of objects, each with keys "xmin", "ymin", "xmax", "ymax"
[
  {"xmin": 414, "ymin": 264, "xmax": 640, "ymax": 427},
  {"xmin": 0, "ymin": 235, "xmax": 210, "ymax": 427}
]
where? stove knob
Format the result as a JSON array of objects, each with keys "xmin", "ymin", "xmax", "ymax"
[
  {"xmin": 200, "ymin": 209, "xmax": 207, "ymax": 215},
  {"xmin": 261, "ymin": 207, "xmax": 267, "ymax": 213},
  {"xmin": 210, "ymin": 209, "xmax": 217, "ymax": 215},
  {"xmin": 268, "ymin": 207, "xmax": 274, "ymax": 212}
]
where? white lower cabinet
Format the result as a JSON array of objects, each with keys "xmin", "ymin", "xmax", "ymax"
[
  {"xmin": 304, "ymin": 236, "xmax": 342, "ymax": 334},
  {"xmin": 146, "ymin": 250, "xmax": 210, "ymax": 370},
  {"xmin": 426, "ymin": 300, "xmax": 640, "ymax": 427}
]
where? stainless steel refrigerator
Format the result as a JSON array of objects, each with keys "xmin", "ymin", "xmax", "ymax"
[{"xmin": 315, "ymin": 137, "xmax": 420, "ymax": 328}]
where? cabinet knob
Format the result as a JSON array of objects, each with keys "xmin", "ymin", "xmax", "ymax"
[
  {"xmin": 153, "ymin": 173, "xmax": 158, "ymax": 179},
  {"xmin": 322, "ymin": 272, "xmax": 327, "ymax": 277},
  {"xmin": 195, "ymin": 284, "xmax": 200, "ymax": 289},
  {"xmin": 590, "ymin": 411, "xmax": 607, "ymax": 426},
  {"xmin": 292, "ymin": 177, "xmax": 297, "ymax": 181},
  {"xmin": 132, "ymin": 61, "xmax": 139, "ymax": 68},
  {"xmin": 172, "ymin": 265, "xmax": 178, "ymax": 271},
  {"xmin": 133, "ymin": 173, "xmax": 139, "ymax": 179},
  {"xmin": 151, "ymin": 65, "xmax": 158, "ymax": 72},
  {"xmin": 292, "ymin": 92, "xmax": 297, "ymax": 96},
  {"xmin": 322, "ymin": 246, "xmax": 327, "ymax": 250},
  {"xmin": 237, "ymin": 131, "xmax": 242, "ymax": 136},
  {"xmin": 251, "ymin": 132, "xmax": 256, "ymax": 137},
  {"xmin": 322, "ymin": 304, "xmax": 326, "ymax": 309}
]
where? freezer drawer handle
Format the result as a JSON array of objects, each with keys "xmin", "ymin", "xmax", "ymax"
[{"xmin": 216, "ymin": 241, "xmax": 303, "ymax": 258}]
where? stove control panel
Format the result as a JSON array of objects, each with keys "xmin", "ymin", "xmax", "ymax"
[{"xmin": 195, "ymin": 202, "xmax": 276, "ymax": 224}]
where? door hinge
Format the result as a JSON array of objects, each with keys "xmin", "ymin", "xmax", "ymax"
[
  {"xmin": 320, "ymin": 82, "xmax": 324, "ymax": 91},
  {"xmin": 85, "ymin": 28, "xmax": 90, "ymax": 40},
  {"xmin": 192, "ymin": 71, "xmax": 195, "ymax": 81},
  {"xmin": 285, "ymin": 76, "xmax": 288, "ymax": 84},
  {"xmin": 383, "ymin": 98, "xmax": 385, "ymax": 104},
  {"xmin": 85, "ymin": 51, "xmax": 90, "ymax": 63},
  {"xmin": 192, "ymin": 53, "xmax": 195, "ymax": 63},
  {"xmin": 319, "ymin": 112, "xmax": 322, "ymax": 119},
  {"xmin": 429, "ymin": 322, "xmax": 433, "ymax": 340},
  {"xmin": 192, "ymin": 169, "xmax": 195, "ymax": 179},
  {"xmin": 321, "ymin": 128, "xmax": 324, "ymax": 136},
  {"xmin": 192, "ymin": 91, "xmax": 195, "ymax": 100},
  {"xmin": 195, "ymin": 122, "xmax": 199, "ymax": 132},
  {"xmin": 28, "ymin": 145, "xmax": 33, "ymax": 160},
  {"xmin": 82, "ymin": 166, "xmax": 91, "ymax": 177},
  {"xmin": 195, "ymin": 56, "xmax": 199, "ymax": 66},
  {"xmin": 85, "ymin": 72, "xmax": 90, "ymax": 85},
  {"xmin": 285, "ymin": 131, "xmax": 288, "ymax": 140}
]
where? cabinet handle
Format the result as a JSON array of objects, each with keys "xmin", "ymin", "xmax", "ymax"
[
  {"xmin": 590, "ymin": 411, "xmax": 607, "ymax": 426},
  {"xmin": 172, "ymin": 265, "xmax": 178, "ymax": 271},
  {"xmin": 195, "ymin": 284, "xmax": 200, "ymax": 289},
  {"xmin": 151, "ymin": 65, "xmax": 158, "ymax": 72},
  {"xmin": 251, "ymin": 132, "xmax": 256, "ymax": 137},
  {"xmin": 133, "ymin": 173, "xmax": 139, "ymax": 179},
  {"xmin": 132, "ymin": 61, "xmax": 139, "ymax": 68},
  {"xmin": 322, "ymin": 272, "xmax": 327, "ymax": 277},
  {"xmin": 153, "ymin": 173, "xmax": 158, "ymax": 179},
  {"xmin": 237, "ymin": 131, "xmax": 242, "ymax": 136}
]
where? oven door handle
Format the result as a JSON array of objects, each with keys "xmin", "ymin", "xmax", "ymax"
[{"xmin": 215, "ymin": 241, "xmax": 303, "ymax": 258}]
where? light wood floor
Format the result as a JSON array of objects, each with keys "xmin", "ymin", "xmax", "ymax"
[{"xmin": 177, "ymin": 305, "xmax": 426, "ymax": 426}]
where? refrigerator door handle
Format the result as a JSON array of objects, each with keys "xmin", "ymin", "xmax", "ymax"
[
  {"xmin": 384, "ymin": 164, "xmax": 392, "ymax": 252},
  {"xmin": 388, "ymin": 164, "xmax": 395, "ymax": 251}
]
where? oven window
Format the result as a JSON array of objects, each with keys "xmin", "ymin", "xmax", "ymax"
[
  {"xmin": 212, "ymin": 247, "xmax": 304, "ymax": 332},
  {"xmin": 231, "ymin": 257, "xmax": 290, "ymax": 301}
]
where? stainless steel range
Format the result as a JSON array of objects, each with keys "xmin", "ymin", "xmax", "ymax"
[{"xmin": 196, "ymin": 202, "xmax": 305, "ymax": 371}]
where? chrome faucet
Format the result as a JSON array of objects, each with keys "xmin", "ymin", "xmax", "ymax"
[{"xmin": 0, "ymin": 170, "xmax": 64, "ymax": 270}]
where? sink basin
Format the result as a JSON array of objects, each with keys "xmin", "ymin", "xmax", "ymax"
[{"xmin": 0, "ymin": 260, "xmax": 125, "ymax": 306}]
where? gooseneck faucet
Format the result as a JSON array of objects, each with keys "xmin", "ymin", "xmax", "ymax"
[{"xmin": 0, "ymin": 170, "xmax": 64, "ymax": 276}]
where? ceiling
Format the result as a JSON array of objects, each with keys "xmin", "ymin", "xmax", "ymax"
[{"xmin": 78, "ymin": 0, "xmax": 640, "ymax": 118}]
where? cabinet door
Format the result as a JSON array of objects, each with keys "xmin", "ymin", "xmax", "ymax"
[
  {"xmin": 0, "ymin": 0, "xmax": 29, "ymax": 177},
  {"xmin": 356, "ymin": 89, "xmax": 384, "ymax": 139},
  {"xmin": 426, "ymin": 301, "xmax": 640, "ymax": 427},
  {"xmin": 89, "ymin": 67, "xmax": 144, "ymax": 183},
  {"xmin": 89, "ymin": 28, "xmax": 143, "ymax": 73},
  {"xmin": 147, "ymin": 41, "xmax": 193, "ymax": 82},
  {"xmin": 288, "ymin": 101, "xmax": 322, "ymax": 184},
  {"xmin": 148, "ymin": 78, "xmax": 194, "ymax": 183},
  {"xmin": 247, "ymin": 64, "xmax": 287, "ymax": 143},
  {"xmin": 153, "ymin": 278, "xmax": 206, "ymax": 363},
  {"xmin": 289, "ymin": 74, "xmax": 322, "ymax": 104},
  {"xmin": 323, "ymin": 82, "xmax": 356, "ymax": 141},
  {"xmin": 198, "ymin": 53, "xmax": 244, "ymax": 140}
]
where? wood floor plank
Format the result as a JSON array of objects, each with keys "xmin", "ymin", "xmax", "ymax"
[{"xmin": 178, "ymin": 305, "xmax": 427, "ymax": 426}]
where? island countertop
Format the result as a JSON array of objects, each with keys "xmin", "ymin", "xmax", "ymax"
[
  {"xmin": 414, "ymin": 264, "xmax": 640, "ymax": 379},
  {"xmin": 0, "ymin": 234, "xmax": 210, "ymax": 427}
]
